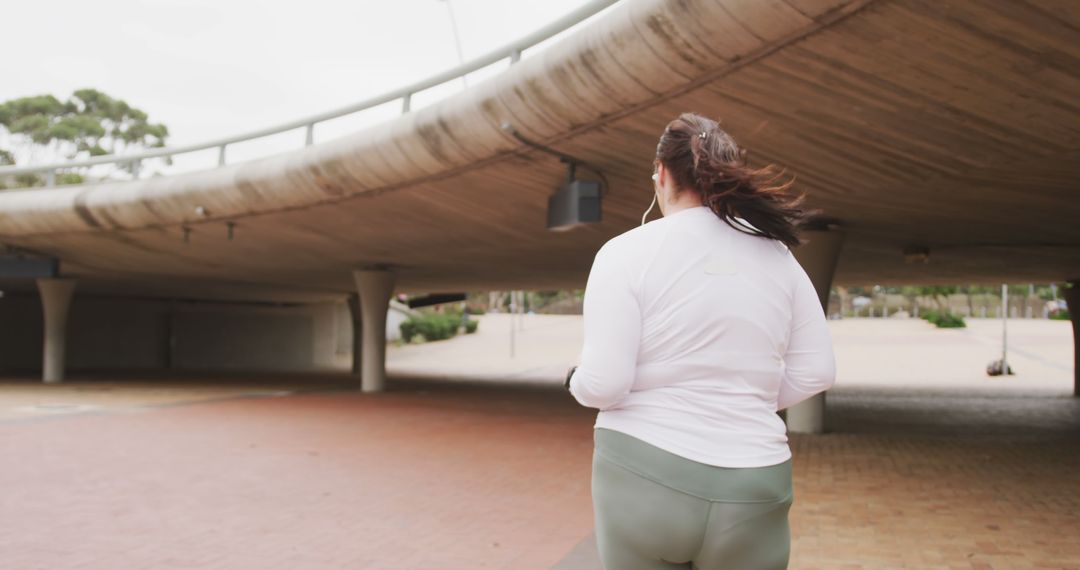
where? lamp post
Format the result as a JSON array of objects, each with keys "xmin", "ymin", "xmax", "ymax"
[
  {"xmin": 437, "ymin": 0, "xmax": 468, "ymax": 88},
  {"xmin": 1001, "ymin": 283, "xmax": 1009, "ymax": 372}
]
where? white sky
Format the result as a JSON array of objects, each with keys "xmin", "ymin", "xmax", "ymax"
[{"xmin": 4, "ymin": 0, "xmax": 598, "ymax": 172}]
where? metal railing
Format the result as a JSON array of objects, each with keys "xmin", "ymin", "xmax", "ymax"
[{"xmin": 0, "ymin": 0, "xmax": 620, "ymax": 187}]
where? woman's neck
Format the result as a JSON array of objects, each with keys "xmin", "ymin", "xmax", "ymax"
[{"xmin": 663, "ymin": 194, "xmax": 705, "ymax": 217}]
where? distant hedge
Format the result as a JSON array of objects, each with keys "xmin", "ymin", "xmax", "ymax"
[
  {"xmin": 921, "ymin": 310, "xmax": 966, "ymax": 329},
  {"xmin": 400, "ymin": 311, "xmax": 479, "ymax": 343}
]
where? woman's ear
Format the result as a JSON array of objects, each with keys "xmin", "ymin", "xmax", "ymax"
[{"xmin": 656, "ymin": 163, "xmax": 670, "ymax": 201}]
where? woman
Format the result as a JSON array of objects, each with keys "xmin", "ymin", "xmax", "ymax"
[{"xmin": 566, "ymin": 112, "xmax": 836, "ymax": 570}]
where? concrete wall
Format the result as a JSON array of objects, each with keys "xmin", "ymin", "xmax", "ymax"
[{"xmin": 0, "ymin": 291, "xmax": 347, "ymax": 375}]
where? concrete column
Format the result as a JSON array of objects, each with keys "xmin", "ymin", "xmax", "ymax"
[
  {"xmin": 1063, "ymin": 281, "xmax": 1080, "ymax": 397},
  {"xmin": 36, "ymin": 278, "xmax": 77, "ymax": 383},
  {"xmin": 347, "ymin": 293, "xmax": 362, "ymax": 375},
  {"xmin": 352, "ymin": 269, "xmax": 395, "ymax": 393},
  {"xmin": 786, "ymin": 229, "xmax": 845, "ymax": 434}
]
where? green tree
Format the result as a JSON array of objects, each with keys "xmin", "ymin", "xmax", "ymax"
[{"xmin": 0, "ymin": 89, "xmax": 169, "ymax": 187}]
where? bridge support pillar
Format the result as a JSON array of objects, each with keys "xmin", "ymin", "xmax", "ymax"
[
  {"xmin": 36, "ymin": 278, "xmax": 77, "ymax": 384},
  {"xmin": 347, "ymin": 293, "xmax": 362, "ymax": 375},
  {"xmin": 786, "ymin": 228, "xmax": 845, "ymax": 434},
  {"xmin": 352, "ymin": 268, "xmax": 396, "ymax": 393},
  {"xmin": 1063, "ymin": 281, "xmax": 1080, "ymax": 398}
]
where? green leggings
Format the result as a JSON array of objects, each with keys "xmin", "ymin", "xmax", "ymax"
[{"xmin": 591, "ymin": 428, "xmax": 794, "ymax": 570}]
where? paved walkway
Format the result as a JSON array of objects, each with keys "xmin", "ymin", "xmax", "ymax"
[
  {"xmin": 0, "ymin": 378, "xmax": 598, "ymax": 569},
  {"xmin": 0, "ymin": 372, "xmax": 350, "ymax": 422},
  {"xmin": 1, "ymin": 318, "xmax": 1077, "ymax": 568},
  {"xmin": 389, "ymin": 315, "xmax": 1075, "ymax": 394}
]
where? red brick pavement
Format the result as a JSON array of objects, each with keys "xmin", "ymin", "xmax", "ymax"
[
  {"xmin": 2, "ymin": 378, "xmax": 1078, "ymax": 569},
  {"xmin": 0, "ymin": 379, "xmax": 597, "ymax": 569},
  {"xmin": 787, "ymin": 388, "xmax": 1080, "ymax": 570},
  {"xmin": 787, "ymin": 432, "xmax": 1080, "ymax": 569}
]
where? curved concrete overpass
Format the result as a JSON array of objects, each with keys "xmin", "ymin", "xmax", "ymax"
[{"xmin": 1, "ymin": 0, "xmax": 1076, "ymax": 304}]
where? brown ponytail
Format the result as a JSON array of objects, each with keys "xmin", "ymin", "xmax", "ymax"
[{"xmin": 654, "ymin": 112, "xmax": 810, "ymax": 248}]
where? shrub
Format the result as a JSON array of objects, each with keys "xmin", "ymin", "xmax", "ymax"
[
  {"xmin": 400, "ymin": 310, "xmax": 480, "ymax": 343},
  {"xmin": 401, "ymin": 313, "xmax": 461, "ymax": 343},
  {"xmin": 934, "ymin": 312, "xmax": 966, "ymax": 328},
  {"xmin": 57, "ymin": 172, "xmax": 84, "ymax": 185},
  {"xmin": 399, "ymin": 319, "xmax": 419, "ymax": 343},
  {"xmin": 920, "ymin": 309, "xmax": 964, "ymax": 328},
  {"xmin": 1050, "ymin": 310, "xmax": 1071, "ymax": 321},
  {"xmin": 419, "ymin": 313, "xmax": 459, "ymax": 341}
]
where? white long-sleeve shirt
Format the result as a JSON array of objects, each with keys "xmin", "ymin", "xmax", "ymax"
[{"xmin": 568, "ymin": 205, "xmax": 836, "ymax": 468}]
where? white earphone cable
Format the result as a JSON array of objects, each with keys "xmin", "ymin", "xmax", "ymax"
[{"xmin": 641, "ymin": 193, "xmax": 657, "ymax": 226}]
